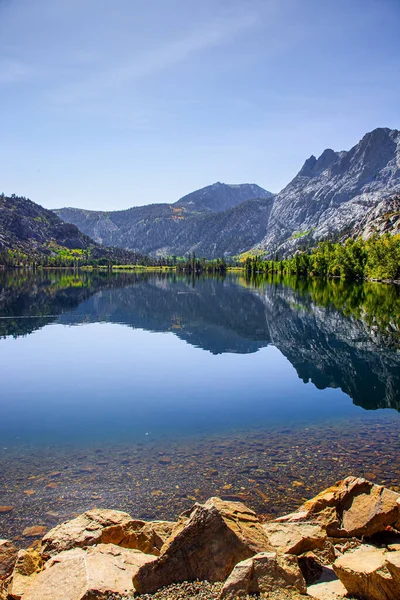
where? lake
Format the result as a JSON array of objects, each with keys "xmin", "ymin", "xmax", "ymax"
[{"xmin": 0, "ymin": 270, "xmax": 399, "ymax": 542}]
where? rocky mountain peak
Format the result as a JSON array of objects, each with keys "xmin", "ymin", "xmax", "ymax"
[
  {"xmin": 174, "ymin": 182, "xmax": 273, "ymax": 213},
  {"xmin": 298, "ymin": 149, "xmax": 341, "ymax": 178}
]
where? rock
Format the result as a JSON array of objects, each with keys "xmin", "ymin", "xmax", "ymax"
[
  {"xmin": 41, "ymin": 508, "xmax": 133, "ymax": 555},
  {"xmin": 7, "ymin": 548, "xmax": 43, "ymax": 599},
  {"xmin": 102, "ymin": 519, "xmax": 176, "ymax": 556},
  {"xmin": 22, "ymin": 526, "xmax": 47, "ymax": 538},
  {"xmin": 0, "ymin": 507, "xmax": 13, "ymax": 514},
  {"xmin": 0, "ymin": 540, "xmax": 18, "ymax": 579},
  {"xmin": 307, "ymin": 565, "xmax": 348, "ymax": 600},
  {"xmin": 312, "ymin": 539, "xmax": 336, "ymax": 565},
  {"xmin": 133, "ymin": 497, "xmax": 272, "ymax": 593},
  {"xmin": 388, "ymin": 544, "xmax": 400, "ymax": 551},
  {"xmin": 262, "ymin": 521, "xmax": 326, "ymax": 555},
  {"xmin": 333, "ymin": 545, "xmax": 400, "ymax": 600},
  {"xmin": 277, "ymin": 476, "xmax": 400, "ymax": 537},
  {"xmin": 396, "ymin": 497, "xmax": 400, "ymax": 531},
  {"xmin": 22, "ymin": 544, "xmax": 156, "ymax": 600},
  {"xmin": 42, "ymin": 508, "xmax": 175, "ymax": 557},
  {"xmin": 219, "ymin": 551, "xmax": 306, "ymax": 599},
  {"xmin": 298, "ymin": 551, "xmax": 323, "ymax": 584}
]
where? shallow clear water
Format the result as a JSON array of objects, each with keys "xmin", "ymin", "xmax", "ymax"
[{"xmin": 0, "ymin": 270, "xmax": 399, "ymax": 541}]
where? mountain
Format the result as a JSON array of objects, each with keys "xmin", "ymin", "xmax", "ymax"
[
  {"xmin": 256, "ymin": 127, "xmax": 400, "ymax": 256},
  {"xmin": 54, "ymin": 183, "xmax": 273, "ymax": 256},
  {"xmin": 0, "ymin": 194, "xmax": 94, "ymax": 254},
  {"xmin": 54, "ymin": 128, "xmax": 400, "ymax": 258},
  {"xmin": 175, "ymin": 182, "xmax": 272, "ymax": 213},
  {"xmin": 0, "ymin": 194, "xmax": 145, "ymax": 263}
]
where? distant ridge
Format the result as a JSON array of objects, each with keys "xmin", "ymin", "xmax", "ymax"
[
  {"xmin": 13, "ymin": 127, "xmax": 400, "ymax": 259},
  {"xmin": 175, "ymin": 182, "xmax": 273, "ymax": 213},
  {"xmin": 54, "ymin": 182, "xmax": 274, "ymax": 256}
]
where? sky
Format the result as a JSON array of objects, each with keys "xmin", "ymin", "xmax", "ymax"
[{"xmin": 0, "ymin": 0, "xmax": 399, "ymax": 210}]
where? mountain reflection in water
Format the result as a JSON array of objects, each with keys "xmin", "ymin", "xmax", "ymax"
[{"xmin": 0, "ymin": 270, "xmax": 399, "ymax": 412}]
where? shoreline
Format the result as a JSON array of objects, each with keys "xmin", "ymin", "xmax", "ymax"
[
  {"xmin": 1, "ymin": 265, "xmax": 399, "ymax": 284},
  {"xmin": 1, "ymin": 475, "xmax": 400, "ymax": 599}
]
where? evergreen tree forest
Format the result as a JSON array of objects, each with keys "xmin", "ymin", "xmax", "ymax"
[{"xmin": 244, "ymin": 234, "xmax": 400, "ymax": 281}]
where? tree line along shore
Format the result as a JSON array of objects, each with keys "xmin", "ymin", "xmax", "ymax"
[{"xmin": 1, "ymin": 233, "xmax": 399, "ymax": 282}]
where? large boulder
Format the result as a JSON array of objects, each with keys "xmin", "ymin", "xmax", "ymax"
[
  {"xmin": 0, "ymin": 540, "xmax": 18, "ymax": 579},
  {"xmin": 262, "ymin": 521, "xmax": 326, "ymax": 555},
  {"xmin": 276, "ymin": 476, "xmax": 400, "ymax": 538},
  {"xmin": 220, "ymin": 551, "xmax": 306, "ymax": 599},
  {"xmin": 102, "ymin": 518, "xmax": 176, "ymax": 556},
  {"xmin": 333, "ymin": 545, "xmax": 400, "ymax": 600},
  {"xmin": 133, "ymin": 497, "xmax": 272, "ymax": 593},
  {"xmin": 22, "ymin": 544, "xmax": 156, "ymax": 600},
  {"xmin": 42, "ymin": 508, "xmax": 175, "ymax": 557},
  {"xmin": 7, "ymin": 548, "xmax": 43, "ymax": 600}
]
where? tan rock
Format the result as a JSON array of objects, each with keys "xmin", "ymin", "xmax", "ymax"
[
  {"xmin": 388, "ymin": 543, "xmax": 400, "ymax": 551},
  {"xmin": 42, "ymin": 508, "xmax": 175, "ymax": 557},
  {"xmin": 0, "ymin": 540, "xmax": 18, "ymax": 579},
  {"xmin": 396, "ymin": 497, "xmax": 400, "ymax": 531},
  {"xmin": 7, "ymin": 548, "xmax": 43, "ymax": 599},
  {"xmin": 133, "ymin": 497, "xmax": 272, "ymax": 593},
  {"xmin": 333, "ymin": 545, "xmax": 400, "ymax": 600},
  {"xmin": 220, "ymin": 551, "xmax": 306, "ymax": 599},
  {"xmin": 312, "ymin": 539, "xmax": 336, "ymax": 565},
  {"xmin": 41, "ymin": 508, "xmax": 133, "ymax": 555},
  {"xmin": 102, "ymin": 519, "xmax": 176, "ymax": 556},
  {"xmin": 22, "ymin": 526, "xmax": 47, "ymax": 538},
  {"xmin": 307, "ymin": 565, "xmax": 348, "ymax": 600},
  {"xmin": 277, "ymin": 476, "xmax": 400, "ymax": 537},
  {"xmin": 262, "ymin": 521, "xmax": 326, "ymax": 555},
  {"xmin": 23, "ymin": 544, "xmax": 156, "ymax": 600}
]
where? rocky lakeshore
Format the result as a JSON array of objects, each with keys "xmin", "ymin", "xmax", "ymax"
[{"xmin": 1, "ymin": 476, "xmax": 400, "ymax": 600}]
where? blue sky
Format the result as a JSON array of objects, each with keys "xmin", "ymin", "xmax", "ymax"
[{"xmin": 0, "ymin": 0, "xmax": 399, "ymax": 210}]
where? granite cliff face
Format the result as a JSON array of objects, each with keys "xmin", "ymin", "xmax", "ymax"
[
  {"xmin": 258, "ymin": 127, "xmax": 400, "ymax": 256},
  {"xmin": 54, "ymin": 128, "xmax": 400, "ymax": 258}
]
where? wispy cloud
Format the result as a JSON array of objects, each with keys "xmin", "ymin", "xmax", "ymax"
[
  {"xmin": 0, "ymin": 59, "xmax": 36, "ymax": 85},
  {"xmin": 48, "ymin": 10, "xmax": 259, "ymax": 106}
]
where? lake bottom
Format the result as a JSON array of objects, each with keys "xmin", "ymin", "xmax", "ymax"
[{"xmin": 1, "ymin": 411, "xmax": 399, "ymax": 545}]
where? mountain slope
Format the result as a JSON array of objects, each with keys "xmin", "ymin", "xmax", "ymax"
[
  {"xmin": 0, "ymin": 194, "xmax": 94, "ymax": 254},
  {"xmin": 175, "ymin": 182, "xmax": 272, "ymax": 213},
  {"xmin": 54, "ymin": 127, "xmax": 400, "ymax": 259},
  {"xmin": 0, "ymin": 194, "xmax": 145, "ymax": 263},
  {"xmin": 256, "ymin": 127, "xmax": 400, "ymax": 256},
  {"xmin": 54, "ymin": 182, "xmax": 273, "ymax": 257}
]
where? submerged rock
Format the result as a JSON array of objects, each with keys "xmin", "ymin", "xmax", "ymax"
[
  {"xmin": 333, "ymin": 545, "xmax": 400, "ymax": 600},
  {"xmin": 22, "ymin": 544, "xmax": 156, "ymax": 600},
  {"xmin": 276, "ymin": 476, "xmax": 400, "ymax": 537},
  {"xmin": 219, "ymin": 551, "xmax": 306, "ymax": 599},
  {"xmin": 133, "ymin": 497, "xmax": 272, "ymax": 593}
]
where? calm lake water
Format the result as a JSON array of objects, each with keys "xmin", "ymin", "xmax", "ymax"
[{"xmin": 0, "ymin": 270, "xmax": 399, "ymax": 542}]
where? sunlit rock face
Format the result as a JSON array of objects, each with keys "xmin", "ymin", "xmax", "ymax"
[
  {"xmin": 256, "ymin": 127, "xmax": 400, "ymax": 257},
  {"xmin": 54, "ymin": 128, "xmax": 400, "ymax": 258}
]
